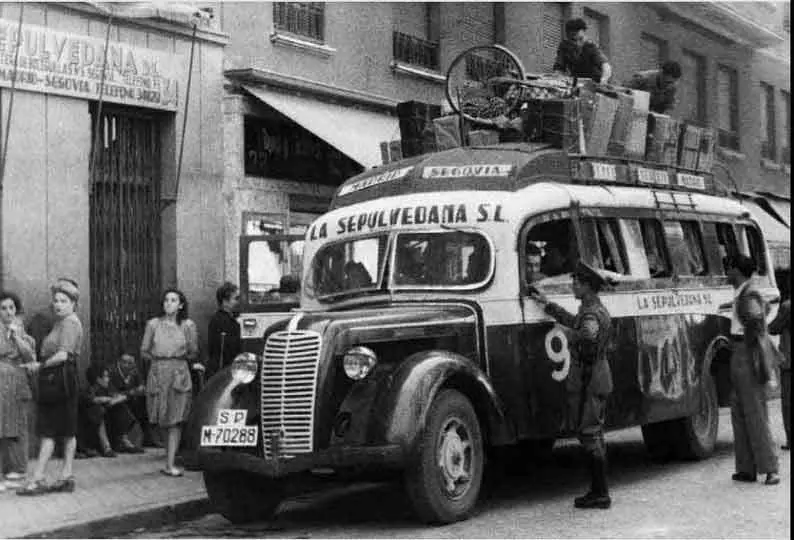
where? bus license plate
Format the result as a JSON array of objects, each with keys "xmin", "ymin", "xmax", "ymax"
[{"xmin": 200, "ymin": 425, "xmax": 258, "ymax": 447}]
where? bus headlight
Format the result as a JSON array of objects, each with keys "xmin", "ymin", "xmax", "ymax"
[
  {"xmin": 343, "ymin": 346, "xmax": 378, "ymax": 381},
  {"xmin": 230, "ymin": 353, "xmax": 258, "ymax": 385}
]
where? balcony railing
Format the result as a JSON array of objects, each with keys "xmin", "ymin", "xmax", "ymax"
[
  {"xmin": 273, "ymin": 2, "xmax": 325, "ymax": 42},
  {"xmin": 393, "ymin": 31, "xmax": 440, "ymax": 72}
]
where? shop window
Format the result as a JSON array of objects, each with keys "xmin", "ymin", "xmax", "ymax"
[
  {"xmin": 273, "ymin": 2, "xmax": 325, "ymax": 42},
  {"xmin": 718, "ymin": 65, "xmax": 740, "ymax": 151},
  {"xmin": 638, "ymin": 219, "xmax": 671, "ymax": 278},
  {"xmin": 243, "ymin": 116, "xmax": 362, "ymax": 185},
  {"xmin": 523, "ymin": 218, "xmax": 577, "ymax": 285},
  {"xmin": 760, "ymin": 83, "xmax": 776, "ymax": 161},
  {"xmin": 664, "ymin": 220, "xmax": 707, "ymax": 276},
  {"xmin": 392, "ymin": 3, "xmax": 440, "ymax": 71},
  {"xmin": 739, "ymin": 224, "xmax": 768, "ymax": 276}
]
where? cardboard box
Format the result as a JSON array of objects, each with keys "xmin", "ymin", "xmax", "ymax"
[
  {"xmin": 433, "ymin": 115, "xmax": 464, "ymax": 151},
  {"xmin": 527, "ymin": 99, "xmax": 584, "ymax": 154},
  {"xmin": 645, "ymin": 113, "xmax": 679, "ymax": 165},
  {"xmin": 468, "ymin": 129, "xmax": 500, "ymax": 146},
  {"xmin": 677, "ymin": 124, "xmax": 703, "ymax": 169},
  {"xmin": 607, "ymin": 91, "xmax": 634, "ymax": 157},
  {"xmin": 625, "ymin": 90, "xmax": 650, "ymax": 160},
  {"xmin": 388, "ymin": 140, "xmax": 403, "ymax": 162},
  {"xmin": 580, "ymin": 88, "xmax": 618, "ymax": 155},
  {"xmin": 397, "ymin": 101, "xmax": 442, "ymax": 158}
]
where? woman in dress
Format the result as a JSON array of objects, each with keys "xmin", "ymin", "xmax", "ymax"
[
  {"xmin": 141, "ymin": 288, "xmax": 202, "ymax": 477},
  {"xmin": 0, "ymin": 291, "xmax": 36, "ymax": 492},
  {"xmin": 18, "ymin": 279, "xmax": 83, "ymax": 496}
]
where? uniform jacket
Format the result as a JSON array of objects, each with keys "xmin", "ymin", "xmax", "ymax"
[
  {"xmin": 545, "ymin": 294, "xmax": 614, "ymax": 399},
  {"xmin": 769, "ymin": 299, "xmax": 791, "ymax": 371}
]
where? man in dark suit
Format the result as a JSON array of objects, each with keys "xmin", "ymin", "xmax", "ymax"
[
  {"xmin": 530, "ymin": 262, "xmax": 615, "ymax": 509},
  {"xmin": 207, "ymin": 282, "xmax": 241, "ymax": 378}
]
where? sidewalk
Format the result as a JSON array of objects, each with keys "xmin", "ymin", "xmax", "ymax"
[{"xmin": 0, "ymin": 450, "xmax": 208, "ymax": 539}]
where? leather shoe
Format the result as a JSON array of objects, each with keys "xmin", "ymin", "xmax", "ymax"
[
  {"xmin": 732, "ymin": 472, "xmax": 756, "ymax": 482},
  {"xmin": 764, "ymin": 473, "xmax": 780, "ymax": 485},
  {"xmin": 574, "ymin": 492, "xmax": 612, "ymax": 509}
]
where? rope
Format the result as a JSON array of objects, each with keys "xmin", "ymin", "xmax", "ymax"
[
  {"xmin": 0, "ymin": 4, "xmax": 25, "ymax": 189},
  {"xmin": 170, "ymin": 22, "xmax": 198, "ymax": 209},
  {"xmin": 89, "ymin": 12, "xmax": 115, "ymax": 184}
]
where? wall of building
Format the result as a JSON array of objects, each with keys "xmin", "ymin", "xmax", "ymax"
[{"xmin": 0, "ymin": 2, "xmax": 228, "ymax": 367}]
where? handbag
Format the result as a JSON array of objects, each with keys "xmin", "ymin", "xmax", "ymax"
[{"xmin": 38, "ymin": 357, "xmax": 77, "ymax": 404}]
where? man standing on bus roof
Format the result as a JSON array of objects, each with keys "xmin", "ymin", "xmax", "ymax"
[
  {"xmin": 530, "ymin": 261, "xmax": 615, "ymax": 509},
  {"xmin": 553, "ymin": 18, "xmax": 612, "ymax": 84},
  {"xmin": 626, "ymin": 61, "xmax": 682, "ymax": 114}
]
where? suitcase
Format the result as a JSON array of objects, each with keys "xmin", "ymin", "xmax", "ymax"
[
  {"xmin": 397, "ymin": 101, "xmax": 442, "ymax": 158},
  {"xmin": 523, "ymin": 99, "xmax": 584, "ymax": 154},
  {"xmin": 433, "ymin": 115, "xmax": 465, "ymax": 151},
  {"xmin": 468, "ymin": 129, "xmax": 500, "ymax": 146}
]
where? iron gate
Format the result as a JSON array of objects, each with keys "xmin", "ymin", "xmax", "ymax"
[{"xmin": 89, "ymin": 107, "xmax": 162, "ymax": 365}]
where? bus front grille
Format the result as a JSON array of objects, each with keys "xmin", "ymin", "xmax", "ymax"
[{"xmin": 260, "ymin": 330, "xmax": 321, "ymax": 459}]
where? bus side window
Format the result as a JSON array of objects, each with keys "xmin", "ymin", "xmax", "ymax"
[
  {"xmin": 714, "ymin": 222, "xmax": 740, "ymax": 274},
  {"xmin": 700, "ymin": 222, "xmax": 727, "ymax": 276},
  {"xmin": 522, "ymin": 218, "xmax": 576, "ymax": 285},
  {"xmin": 638, "ymin": 219, "xmax": 671, "ymax": 278},
  {"xmin": 739, "ymin": 224, "xmax": 768, "ymax": 276},
  {"xmin": 663, "ymin": 220, "xmax": 707, "ymax": 277},
  {"xmin": 581, "ymin": 218, "xmax": 628, "ymax": 275},
  {"xmin": 621, "ymin": 220, "xmax": 650, "ymax": 278}
]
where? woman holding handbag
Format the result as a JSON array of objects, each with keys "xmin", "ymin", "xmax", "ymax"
[
  {"xmin": 0, "ymin": 291, "xmax": 36, "ymax": 492},
  {"xmin": 141, "ymin": 288, "xmax": 202, "ymax": 477},
  {"xmin": 18, "ymin": 279, "xmax": 83, "ymax": 496}
]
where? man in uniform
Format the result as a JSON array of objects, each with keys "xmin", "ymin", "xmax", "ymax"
[
  {"xmin": 553, "ymin": 18, "xmax": 612, "ymax": 84},
  {"xmin": 530, "ymin": 261, "xmax": 614, "ymax": 509},
  {"xmin": 207, "ymin": 282, "xmax": 241, "ymax": 378},
  {"xmin": 626, "ymin": 61, "xmax": 682, "ymax": 114}
]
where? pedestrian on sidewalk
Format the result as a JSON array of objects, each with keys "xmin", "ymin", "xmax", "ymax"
[
  {"xmin": 18, "ymin": 278, "xmax": 84, "ymax": 496},
  {"xmin": 530, "ymin": 262, "xmax": 615, "ymax": 509},
  {"xmin": 141, "ymin": 288, "xmax": 202, "ymax": 477},
  {"xmin": 769, "ymin": 297, "xmax": 790, "ymax": 451},
  {"xmin": 110, "ymin": 352, "xmax": 160, "ymax": 447},
  {"xmin": 207, "ymin": 282, "xmax": 241, "ymax": 379},
  {"xmin": 727, "ymin": 255, "xmax": 780, "ymax": 485},
  {"xmin": 81, "ymin": 365, "xmax": 143, "ymax": 456},
  {"xmin": 0, "ymin": 291, "xmax": 36, "ymax": 492}
]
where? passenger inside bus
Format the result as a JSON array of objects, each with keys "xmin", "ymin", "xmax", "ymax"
[
  {"xmin": 524, "ymin": 219, "xmax": 576, "ymax": 285},
  {"xmin": 344, "ymin": 261, "xmax": 373, "ymax": 289}
]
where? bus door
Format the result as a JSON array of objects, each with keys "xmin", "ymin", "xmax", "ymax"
[{"xmin": 239, "ymin": 232, "xmax": 305, "ymax": 353}]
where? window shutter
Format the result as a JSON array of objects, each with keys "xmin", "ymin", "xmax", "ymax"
[{"xmin": 541, "ymin": 3, "xmax": 564, "ymax": 73}]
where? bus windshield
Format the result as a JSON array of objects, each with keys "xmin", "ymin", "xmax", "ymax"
[{"xmin": 306, "ymin": 235, "xmax": 389, "ymax": 299}]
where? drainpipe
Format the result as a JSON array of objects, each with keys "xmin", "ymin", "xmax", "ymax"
[{"xmin": 0, "ymin": 4, "xmax": 25, "ymax": 290}]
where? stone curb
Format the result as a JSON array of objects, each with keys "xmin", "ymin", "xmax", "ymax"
[{"xmin": 20, "ymin": 497, "xmax": 211, "ymax": 539}]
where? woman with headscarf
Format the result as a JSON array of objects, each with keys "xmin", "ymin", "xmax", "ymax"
[
  {"xmin": 18, "ymin": 279, "xmax": 83, "ymax": 496},
  {"xmin": 0, "ymin": 291, "xmax": 36, "ymax": 492},
  {"xmin": 141, "ymin": 288, "xmax": 202, "ymax": 477}
]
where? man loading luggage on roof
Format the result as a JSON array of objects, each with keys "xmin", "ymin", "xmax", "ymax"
[
  {"xmin": 553, "ymin": 18, "xmax": 612, "ymax": 84},
  {"xmin": 626, "ymin": 61, "xmax": 682, "ymax": 114}
]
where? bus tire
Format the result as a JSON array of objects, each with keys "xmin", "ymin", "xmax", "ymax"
[
  {"xmin": 641, "ymin": 421, "xmax": 676, "ymax": 462},
  {"xmin": 204, "ymin": 471, "xmax": 284, "ymax": 524},
  {"xmin": 671, "ymin": 370, "xmax": 720, "ymax": 460},
  {"xmin": 405, "ymin": 389, "xmax": 484, "ymax": 524}
]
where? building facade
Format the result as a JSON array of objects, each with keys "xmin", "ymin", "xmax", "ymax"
[
  {"xmin": 0, "ymin": 2, "xmax": 227, "ymax": 370},
  {"xmin": 215, "ymin": 1, "xmax": 790, "ymax": 295}
]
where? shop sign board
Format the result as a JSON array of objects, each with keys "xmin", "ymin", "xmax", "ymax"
[{"xmin": 0, "ymin": 19, "xmax": 180, "ymax": 111}]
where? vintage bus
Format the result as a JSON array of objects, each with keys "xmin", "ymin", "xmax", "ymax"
[{"xmin": 187, "ymin": 141, "xmax": 781, "ymax": 525}]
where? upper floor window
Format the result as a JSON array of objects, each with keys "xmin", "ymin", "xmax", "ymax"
[
  {"xmin": 782, "ymin": 90, "xmax": 791, "ymax": 165},
  {"xmin": 273, "ymin": 2, "xmax": 325, "ymax": 42},
  {"xmin": 638, "ymin": 33, "xmax": 667, "ymax": 71},
  {"xmin": 717, "ymin": 65, "xmax": 740, "ymax": 151},
  {"xmin": 393, "ymin": 3, "xmax": 440, "ymax": 71},
  {"xmin": 679, "ymin": 50, "xmax": 706, "ymax": 124},
  {"xmin": 760, "ymin": 83, "xmax": 776, "ymax": 161}
]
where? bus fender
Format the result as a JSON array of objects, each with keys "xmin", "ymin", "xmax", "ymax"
[{"xmin": 376, "ymin": 351, "xmax": 513, "ymax": 453}]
